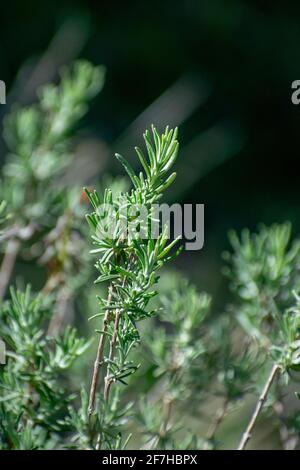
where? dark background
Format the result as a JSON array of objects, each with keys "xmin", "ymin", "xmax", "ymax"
[{"xmin": 1, "ymin": 0, "xmax": 300, "ymax": 304}]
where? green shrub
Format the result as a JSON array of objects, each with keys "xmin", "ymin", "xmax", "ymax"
[{"xmin": 1, "ymin": 62, "xmax": 300, "ymax": 450}]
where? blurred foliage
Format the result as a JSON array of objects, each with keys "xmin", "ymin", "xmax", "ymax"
[
  {"xmin": 0, "ymin": 287, "xmax": 90, "ymax": 449},
  {"xmin": 1, "ymin": 1, "xmax": 300, "ymax": 301}
]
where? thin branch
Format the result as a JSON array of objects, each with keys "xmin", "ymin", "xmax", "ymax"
[
  {"xmin": 205, "ymin": 398, "xmax": 228, "ymax": 445},
  {"xmin": 88, "ymin": 235, "xmax": 129, "ymax": 417},
  {"xmin": 47, "ymin": 287, "xmax": 71, "ymax": 336},
  {"xmin": 103, "ymin": 254, "xmax": 132, "ymax": 404},
  {"xmin": 103, "ymin": 308, "xmax": 121, "ymax": 402},
  {"xmin": 88, "ymin": 285, "xmax": 113, "ymax": 416},
  {"xmin": 160, "ymin": 394, "xmax": 173, "ymax": 438},
  {"xmin": 0, "ymin": 222, "xmax": 37, "ymax": 301},
  {"xmin": 0, "ymin": 238, "xmax": 20, "ymax": 301},
  {"xmin": 148, "ymin": 394, "xmax": 173, "ymax": 450},
  {"xmin": 0, "ymin": 223, "xmax": 36, "ymax": 243},
  {"xmin": 95, "ymin": 305, "xmax": 122, "ymax": 449},
  {"xmin": 238, "ymin": 363, "xmax": 280, "ymax": 450}
]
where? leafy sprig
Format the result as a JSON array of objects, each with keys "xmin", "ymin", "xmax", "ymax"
[{"xmin": 84, "ymin": 126, "xmax": 182, "ymax": 448}]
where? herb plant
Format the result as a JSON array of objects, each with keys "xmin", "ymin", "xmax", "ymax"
[{"xmin": 1, "ymin": 62, "xmax": 300, "ymax": 450}]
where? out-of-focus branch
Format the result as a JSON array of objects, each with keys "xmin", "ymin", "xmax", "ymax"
[
  {"xmin": 0, "ymin": 223, "xmax": 37, "ymax": 301},
  {"xmin": 0, "ymin": 223, "xmax": 37, "ymax": 243},
  {"xmin": 206, "ymin": 398, "xmax": 228, "ymax": 446},
  {"xmin": 0, "ymin": 238, "xmax": 20, "ymax": 301}
]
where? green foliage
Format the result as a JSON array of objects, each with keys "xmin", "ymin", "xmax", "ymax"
[
  {"xmin": 85, "ymin": 126, "xmax": 182, "ymax": 342},
  {"xmin": 225, "ymin": 223, "xmax": 300, "ymax": 371},
  {"xmin": 146, "ymin": 282, "xmax": 210, "ymax": 388},
  {"xmin": 271, "ymin": 294, "xmax": 300, "ymax": 372},
  {"xmin": 82, "ymin": 126, "xmax": 182, "ymax": 448},
  {"xmin": 0, "ymin": 287, "xmax": 90, "ymax": 449},
  {"xmin": 225, "ymin": 223, "xmax": 300, "ymax": 449},
  {"xmin": 1, "ymin": 60, "xmax": 104, "ymax": 224},
  {"xmin": 68, "ymin": 388, "xmax": 132, "ymax": 450},
  {"xmin": 135, "ymin": 281, "xmax": 211, "ymax": 449},
  {"xmin": 0, "ymin": 60, "xmax": 104, "ymax": 324},
  {"xmin": 0, "ymin": 200, "xmax": 11, "ymax": 237},
  {"xmin": 1, "ymin": 61, "xmax": 300, "ymax": 451},
  {"xmin": 224, "ymin": 223, "xmax": 300, "ymax": 338},
  {"xmin": 0, "ymin": 60, "xmax": 106, "ymax": 449}
]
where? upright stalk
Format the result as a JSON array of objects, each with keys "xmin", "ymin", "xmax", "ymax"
[
  {"xmin": 103, "ymin": 257, "xmax": 131, "ymax": 403},
  {"xmin": 103, "ymin": 309, "xmax": 121, "ymax": 401},
  {"xmin": 88, "ymin": 286, "xmax": 113, "ymax": 416}
]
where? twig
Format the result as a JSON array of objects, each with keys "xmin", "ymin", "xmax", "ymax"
[
  {"xmin": 0, "ymin": 222, "xmax": 37, "ymax": 301},
  {"xmin": 103, "ymin": 254, "xmax": 132, "ymax": 404},
  {"xmin": 88, "ymin": 234, "xmax": 128, "ymax": 417},
  {"xmin": 0, "ymin": 223, "xmax": 36, "ymax": 243},
  {"xmin": 87, "ymin": 285, "xmax": 113, "ymax": 416},
  {"xmin": 149, "ymin": 394, "xmax": 173, "ymax": 450},
  {"xmin": 103, "ymin": 308, "xmax": 121, "ymax": 402},
  {"xmin": 206, "ymin": 398, "xmax": 228, "ymax": 445},
  {"xmin": 47, "ymin": 287, "xmax": 71, "ymax": 336},
  {"xmin": 0, "ymin": 238, "xmax": 20, "ymax": 301},
  {"xmin": 160, "ymin": 395, "xmax": 173, "ymax": 438},
  {"xmin": 238, "ymin": 364, "xmax": 280, "ymax": 450}
]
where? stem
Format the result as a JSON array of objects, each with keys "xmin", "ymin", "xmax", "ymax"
[
  {"xmin": 0, "ymin": 222, "xmax": 36, "ymax": 301},
  {"xmin": 103, "ymin": 254, "xmax": 132, "ymax": 404},
  {"xmin": 47, "ymin": 287, "xmax": 71, "ymax": 336},
  {"xmin": 238, "ymin": 363, "xmax": 280, "ymax": 450},
  {"xmin": 149, "ymin": 394, "xmax": 173, "ymax": 450},
  {"xmin": 0, "ymin": 238, "xmax": 20, "ymax": 301},
  {"xmin": 88, "ymin": 285, "xmax": 113, "ymax": 416},
  {"xmin": 160, "ymin": 395, "xmax": 173, "ymax": 437},
  {"xmin": 95, "ymin": 309, "xmax": 121, "ymax": 449},
  {"xmin": 103, "ymin": 308, "xmax": 121, "ymax": 402},
  {"xmin": 206, "ymin": 398, "xmax": 228, "ymax": 444},
  {"xmin": 0, "ymin": 223, "xmax": 36, "ymax": 243}
]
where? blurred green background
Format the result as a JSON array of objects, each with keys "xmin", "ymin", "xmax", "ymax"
[
  {"xmin": 1, "ymin": 0, "xmax": 300, "ymax": 449},
  {"xmin": 1, "ymin": 0, "xmax": 300, "ymax": 295}
]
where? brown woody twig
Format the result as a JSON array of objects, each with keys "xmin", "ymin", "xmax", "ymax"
[{"xmin": 238, "ymin": 364, "xmax": 280, "ymax": 450}]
